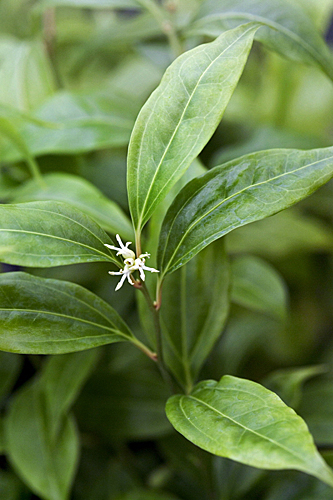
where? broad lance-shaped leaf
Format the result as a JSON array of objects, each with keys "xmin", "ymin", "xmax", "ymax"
[
  {"xmin": 188, "ymin": 0, "xmax": 333, "ymax": 81},
  {"xmin": 3, "ymin": 352, "xmax": 97, "ymax": 500},
  {"xmin": 11, "ymin": 173, "xmax": 134, "ymax": 242},
  {"xmin": 166, "ymin": 375, "xmax": 333, "ymax": 487},
  {"xmin": 5, "ymin": 381, "xmax": 79, "ymax": 500},
  {"xmin": 127, "ymin": 23, "xmax": 259, "ymax": 232},
  {"xmin": 158, "ymin": 146, "xmax": 333, "ymax": 277},
  {"xmin": 0, "ymin": 272, "xmax": 142, "ymax": 354},
  {"xmin": 0, "ymin": 200, "xmax": 121, "ymax": 268}
]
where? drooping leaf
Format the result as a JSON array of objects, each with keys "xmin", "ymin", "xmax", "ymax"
[
  {"xmin": 161, "ymin": 239, "xmax": 230, "ymax": 391},
  {"xmin": 158, "ymin": 146, "xmax": 333, "ymax": 277},
  {"xmin": 5, "ymin": 381, "xmax": 79, "ymax": 500},
  {"xmin": 187, "ymin": 0, "xmax": 333, "ymax": 80},
  {"xmin": 2, "ymin": 91, "xmax": 137, "ymax": 161},
  {"xmin": 231, "ymin": 255, "xmax": 288, "ymax": 320},
  {"xmin": 0, "ymin": 272, "xmax": 138, "ymax": 354},
  {"xmin": 0, "ymin": 200, "xmax": 120, "ymax": 267},
  {"xmin": 11, "ymin": 173, "xmax": 133, "ymax": 241},
  {"xmin": 0, "ymin": 38, "xmax": 55, "ymax": 111},
  {"xmin": 127, "ymin": 23, "xmax": 259, "ymax": 232},
  {"xmin": 166, "ymin": 375, "xmax": 333, "ymax": 486}
]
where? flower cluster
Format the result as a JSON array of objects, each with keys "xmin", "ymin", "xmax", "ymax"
[{"xmin": 105, "ymin": 234, "xmax": 159, "ymax": 291}]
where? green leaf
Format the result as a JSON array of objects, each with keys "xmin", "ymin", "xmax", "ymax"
[
  {"xmin": 0, "ymin": 272, "xmax": 138, "ymax": 354},
  {"xmin": 264, "ymin": 365, "xmax": 327, "ymax": 409},
  {"xmin": 0, "ymin": 116, "xmax": 41, "ymax": 182},
  {"xmin": 166, "ymin": 375, "xmax": 333, "ymax": 486},
  {"xmin": 39, "ymin": 351, "xmax": 98, "ymax": 436},
  {"xmin": 127, "ymin": 23, "xmax": 258, "ymax": 232},
  {"xmin": 0, "ymin": 352, "xmax": 22, "ymax": 403},
  {"xmin": 226, "ymin": 209, "xmax": 333, "ymax": 258},
  {"xmin": 37, "ymin": 0, "xmax": 138, "ymax": 9},
  {"xmin": 2, "ymin": 91, "xmax": 137, "ymax": 161},
  {"xmin": 4, "ymin": 351, "xmax": 98, "ymax": 500},
  {"xmin": 188, "ymin": 0, "xmax": 333, "ymax": 80},
  {"xmin": 161, "ymin": 239, "xmax": 230, "ymax": 391},
  {"xmin": 75, "ymin": 361, "xmax": 171, "ymax": 440},
  {"xmin": 5, "ymin": 381, "xmax": 79, "ymax": 500},
  {"xmin": 0, "ymin": 200, "xmax": 120, "ymax": 267},
  {"xmin": 299, "ymin": 378, "xmax": 333, "ymax": 446},
  {"xmin": 0, "ymin": 39, "xmax": 55, "ymax": 112},
  {"xmin": 11, "ymin": 173, "xmax": 134, "ymax": 242},
  {"xmin": 231, "ymin": 255, "xmax": 288, "ymax": 320},
  {"xmin": 158, "ymin": 146, "xmax": 333, "ymax": 277}
]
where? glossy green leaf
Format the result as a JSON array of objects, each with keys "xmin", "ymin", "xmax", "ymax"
[
  {"xmin": 231, "ymin": 255, "xmax": 288, "ymax": 320},
  {"xmin": 0, "ymin": 200, "xmax": 120, "ymax": 267},
  {"xmin": 5, "ymin": 381, "xmax": 79, "ymax": 500},
  {"xmin": 161, "ymin": 239, "xmax": 230, "ymax": 391},
  {"xmin": 127, "ymin": 23, "xmax": 258, "ymax": 231},
  {"xmin": 0, "ymin": 272, "xmax": 138, "ymax": 354},
  {"xmin": 0, "ymin": 39, "xmax": 55, "ymax": 111},
  {"xmin": 166, "ymin": 375, "xmax": 333, "ymax": 486},
  {"xmin": 188, "ymin": 0, "xmax": 333, "ymax": 80},
  {"xmin": 12, "ymin": 173, "xmax": 133, "ymax": 241},
  {"xmin": 158, "ymin": 146, "xmax": 333, "ymax": 277},
  {"xmin": 2, "ymin": 91, "xmax": 137, "ymax": 161}
]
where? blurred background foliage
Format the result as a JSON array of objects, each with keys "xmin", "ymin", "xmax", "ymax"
[{"xmin": 1, "ymin": 0, "xmax": 333, "ymax": 499}]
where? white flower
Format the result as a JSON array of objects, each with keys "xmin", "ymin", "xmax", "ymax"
[{"xmin": 105, "ymin": 235, "xmax": 159, "ymax": 291}]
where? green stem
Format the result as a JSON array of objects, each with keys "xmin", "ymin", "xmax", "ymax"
[
  {"xmin": 136, "ymin": 0, "xmax": 183, "ymax": 56},
  {"xmin": 27, "ymin": 156, "xmax": 44, "ymax": 185},
  {"xmin": 139, "ymin": 281, "xmax": 179, "ymax": 393}
]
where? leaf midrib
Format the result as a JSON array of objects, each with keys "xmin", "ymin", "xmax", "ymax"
[
  {"xmin": 0, "ymin": 308, "xmax": 130, "ymax": 341},
  {"xmin": 162, "ymin": 153, "xmax": 333, "ymax": 274},
  {"xmin": 181, "ymin": 394, "xmax": 309, "ymax": 466},
  {"xmin": 136, "ymin": 25, "xmax": 256, "ymax": 229}
]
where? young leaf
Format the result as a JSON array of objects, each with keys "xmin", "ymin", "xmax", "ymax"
[
  {"xmin": 127, "ymin": 23, "xmax": 258, "ymax": 232},
  {"xmin": 161, "ymin": 239, "xmax": 230, "ymax": 391},
  {"xmin": 188, "ymin": 0, "xmax": 333, "ymax": 80},
  {"xmin": 166, "ymin": 375, "xmax": 333, "ymax": 487},
  {"xmin": 158, "ymin": 146, "xmax": 333, "ymax": 277},
  {"xmin": 0, "ymin": 200, "xmax": 120, "ymax": 267},
  {"xmin": 231, "ymin": 255, "xmax": 288, "ymax": 321},
  {"xmin": 0, "ymin": 272, "xmax": 138, "ymax": 354},
  {"xmin": 11, "ymin": 173, "xmax": 134, "ymax": 241},
  {"xmin": 5, "ymin": 381, "xmax": 79, "ymax": 500}
]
